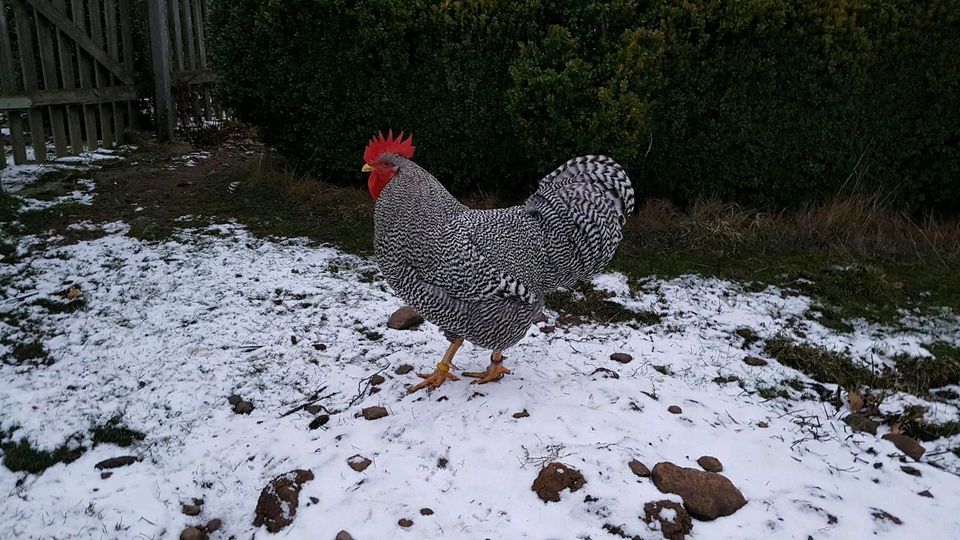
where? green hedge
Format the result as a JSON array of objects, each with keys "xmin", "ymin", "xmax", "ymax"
[{"xmin": 210, "ymin": 0, "xmax": 960, "ymax": 214}]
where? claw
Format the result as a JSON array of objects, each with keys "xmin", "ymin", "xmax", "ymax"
[
  {"xmin": 463, "ymin": 363, "xmax": 511, "ymax": 384},
  {"xmin": 408, "ymin": 365, "xmax": 459, "ymax": 393}
]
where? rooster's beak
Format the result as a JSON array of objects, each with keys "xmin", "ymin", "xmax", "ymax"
[{"xmin": 361, "ymin": 164, "xmax": 373, "ymax": 172}]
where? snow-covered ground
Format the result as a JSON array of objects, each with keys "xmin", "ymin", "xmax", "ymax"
[{"xmin": 1, "ymin": 167, "xmax": 958, "ymax": 539}]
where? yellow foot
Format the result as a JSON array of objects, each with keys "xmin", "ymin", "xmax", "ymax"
[
  {"xmin": 408, "ymin": 363, "xmax": 460, "ymax": 393},
  {"xmin": 463, "ymin": 362, "xmax": 512, "ymax": 384}
]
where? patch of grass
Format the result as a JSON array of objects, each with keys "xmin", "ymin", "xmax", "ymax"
[
  {"xmin": 756, "ymin": 384, "xmax": 790, "ymax": 400},
  {"xmin": 17, "ymin": 202, "xmax": 92, "ymax": 235},
  {"xmin": 91, "ymin": 417, "xmax": 145, "ymax": 447},
  {"xmin": 763, "ymin": 336, "xmax": 877, "ymax": 389},
  {"xmin": 653, "ymin": 364, "xmax": 674, "ymax": 376},
  {"xmin": 735, "ymin": 327, "xmax": 759, "ymax": 347},
  {"xmin": 806, "ymin": 306, "xmax": 854, "ymax": 333},
  {"xmin": 1, "ymin": 438, "xmax": 85, "ymax": 474},
  {"xmin": 713, "ymin": 374, "xmax": 740, "ymax": 384},
  {"xmin": 30, "ymin": 297, "xmax": 86, "ymax": 314},
  {"xmin": 0, "ymin": 191, "xmax": 20, "ymax": 222},
  {"xmin": 892, "ymin": 346, "xmax": 960, "ymax": 393},
  {"xmin": 545, "ymin": 282, "xmax": 661, "ymax": 326},
  {"xmin": 359, "ymin": 328, "xmax": 383, "ymax": 341},
  {"xmin": 12, "ymin": 341, "xmax": 50, "ymax": 365}
]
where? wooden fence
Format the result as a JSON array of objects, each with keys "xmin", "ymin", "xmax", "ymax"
[{"xmin": 0, "ymin": 0, "xmax": 217, "ymax": 169}]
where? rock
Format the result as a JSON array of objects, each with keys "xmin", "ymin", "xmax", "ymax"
[
  {"xmin": 437, "ymin": 457, "xmax": 448, "ymax": 469},
  {"xmin": 735, "ymin": 327, "xmax": 759, "ymax": 347},
  {"xmin": 541, "ymin": 325, "xmax": 556, "ymax": 334},
  {"xmin": 842, "ymin": 413, "xmax": 878, "ymax": 435},
  {"xmin": 304, "ymin": 404, "xmax": 324, "ymax": 415},
  {"xmin": 667, "ymin": 405, "xmax": 682, "ymax": 415},
  {"xmin": 696, "ymin": 456, "xmax": 723, "ymax": 473},
  {"xmin": 651, "ymin": 462, "xmax": 746, "ymax": 520},
  {"xmin": 369, "ymin": 374, "xmax": 386, "ymax": 385},
  {"xmin": 610, "ymin": 352, "xmax": 633, "ymax": 364},
  {"xmin": 398, "ymin": 518, "xmax": 414, "ymax": 528},
  {"xmin": 757, "ymin": 421, "xmax": 769, "ymax": 428},
  {"xmin": 642, "ymin": 500, "xmax": 694, "ymax": 540},
  {"xmin": 309, "ymin": 415, "xmax": 330, "ymax": 430},
  {"xmin": 335, "ymin": 531, "xmax": 354, "ymax": 540},
  {"xmin": 181, "ymin": 503, "xmax": 201, "ymax": 516},
  {"xmin": 420, "ymin": 507, "xmax": 434, "ymax": 515},
  {"xmin": 395, "ymin": 364, "xmax": 414, "ymax": 375},
  {"xmin": 347, "ymin": 455, "xmax": 372, "ymax": 472},
  {"xmin": 180, "ymin": 527, "xmax": 207, "ymax": 540},
  {"xmin": 94, "ymin": 456, "xmax": 140, "ymax": 470},
  {"xmin": 362, "ymin": 406, "xmax": 388, "ymax": 420},
  {"xmin": 310, "ymin": 496, "xmax": 319, "ymax": 504},
  {"xmin": 227, "ymin": 394, "xmax": 242, "ymax": 406},
  {"xmin": 204, "ymin": 519, "xmax": 222, "ymax": 532},
  {"xmin": 882, "ymin": 433, "xmax": 926, "ymax": 461},
  {"xmin": 871, "ymin": 509, "xmax": 903, "ymax": 525},
  {"xmin": 629, "ymin": 459, "xmax": 651, "ymax": 477},
  {"xmin": 900, "ymin": 465, "xmax": 922, "ymax": 477},
  {"xmin": 387, "ymin": 306, "xmax": 423, "ymax": 330},
  {"xmin": 742, "ymin": 356, "xmax": 767, "ymax": 367},
  {"xmin": 253, "ymin": 469, "xmax": 315, "ymax": 533},
  {"xmin": 918, "ymin": 490, "xmax": 933, "ymax": 498},
  {"xmin": 513, "ymin": 409, "xmax": 530, "ymax": 419},
  {"xmin": 100, "ymin": 472, "xmax": 113, "ymax": 479},
  {"xmin": 532, "ymin": 462, "xmax": 587, "ymax": 503},
  {"xmin": 234, "ymin": 400, "xmax": 254, "ymax": 414},
  {"xmin": 312, "ymin": 342, "xmax": 327, "ymax": 351}
]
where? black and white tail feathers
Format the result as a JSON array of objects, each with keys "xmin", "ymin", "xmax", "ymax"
[{"xmin": 525, "ymin": 155, "xmax": 635, "ymax": 291}]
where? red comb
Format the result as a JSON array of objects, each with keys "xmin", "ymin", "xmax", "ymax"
[{"xmin": 363, "ymin": 130, "xmax": 415, "ymax": 163}]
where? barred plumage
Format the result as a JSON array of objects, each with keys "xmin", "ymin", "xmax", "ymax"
[{"xmin": 374, "ymin": 153, "xmax": 634, "ymax": 351}]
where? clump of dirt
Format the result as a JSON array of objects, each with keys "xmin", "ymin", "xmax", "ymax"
[
  {"xmin": 642, "ymin": 500, "xmax": 693, "ymax": 540},
  {"xmin": 253, "ymin": 469, "xmax": 314, "ymax": 533},
  {"xmin": 532, "ymin": 462, "xmax": 587, "ymax": 502}
]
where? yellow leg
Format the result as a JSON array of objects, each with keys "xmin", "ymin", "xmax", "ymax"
[
  {"xmin": 463, "ymin": 351, "xmax": 512, "ymax": 384},
  {"xmin": 408, "ymin": 338, "xmax": 463, "ymax": 393}
]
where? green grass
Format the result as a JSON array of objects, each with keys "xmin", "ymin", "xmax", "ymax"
[
  {"xmin": 1, "ymin": 437, "xmax": 85, "ymax": 474},
  {"xmin": 763, "ymin": 336, "xmax": 878, "ymax": 389},
  {"xmin": 91, "ymin": 417, "xmax": 146, "ymax": 447},
  {"xmin": 545, "ymin": 282, "xmax": 661, "ymax": 326},
  {"xmin": 12, "ymin": 341, "xmax": 49, "ymax": 365},
  {"xmin": 31, "ymin": 297, "xmax": 87, "ymax": 314}
]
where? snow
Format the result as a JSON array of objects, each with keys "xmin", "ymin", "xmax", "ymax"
[
  {"xmin": 1, "ymin": 148, "xmax": 122, "ymax": 193},
  {"xmin": 1, "ymin": 220, "xmax": 958, "ymax": 539}
]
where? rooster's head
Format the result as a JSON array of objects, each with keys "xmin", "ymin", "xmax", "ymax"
[{"xmin": 362, "ymin": 130, "xmax": 415, "ymax": 199}]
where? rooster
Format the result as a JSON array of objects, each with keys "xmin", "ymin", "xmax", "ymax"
[{"xmin": 362, "ymin": 131, "xmax": 635, "ymax": 392}]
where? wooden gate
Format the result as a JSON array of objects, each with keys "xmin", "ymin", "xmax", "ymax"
[{"xmin": 0, "ymin": 0, "xmax": 138, "ymax": 165}]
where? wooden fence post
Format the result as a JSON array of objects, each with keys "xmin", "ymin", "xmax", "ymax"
[{"xmin": 148, "ymin": 0, "xmax": 174, "ymax": 141}]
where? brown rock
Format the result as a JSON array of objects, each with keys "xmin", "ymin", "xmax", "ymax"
[
  {"xmin": 309, "ymin": 414, "xmax": 330, "ymax": 430},
  {"xmin": 253, "ymin": 469, "xmax": 315, "ymax": 533},
  {"xmin": 882, "ymin": 433, "xmax": 926, "ymax": 461},
  {"xmin": 842, "ymin": 413, "xmax": 878, "ymax": 435},
  {"xmin": 227, "ymin": 394, "xmax": 242, "ymax": 406},
  {"xmin": 395, "ymin": 364, "xmax": 414, "ymax": 375},
  {"xmin": 181, "ymin": 503, "xmax": 201, "ymax": 516},
  {"xmin": 180, "ymin": 527, "xmax": 207, "ymax": 540},
  {"xmin": 362, "ymin": 406, "xmax": 388, "ymax": 420},
  {"xmin": 610, "ymin": 352, "xmax": 633, "ymax": 364},
  {"xmin": 512, "ymin": 409, "xmax": 530, "ymax": 419},
  {"xmin": 234, "ymin": 400, "xmax": 254, "ymax": 414},
  {"xmin": 900, "ymin": 465, "xmax": 922, "ymax": 477},
  {"xmin": 532, "ymin": 462, "xmax": 587, "ymax": 503},
  {"xmin": 387, "ymin": 306, "xmax": 423, "ymax": 330},
  {"xmin": 742, "ymin": 356, "xmax": 767, "ymax": 367},
  {"xmin": 204, "ymin": 519, "xmax": 222, "ymax": 532},
  {"xmin": 420, "ymin": 507, "xmax": 434, "ymax": 515},
  {"xmin": 335, "ymin": 532, "xmax": 354, "ymax": 540},
  {"xmin": 696, "ymin": 456, "xmax": 723, "ymax": 473},
  {"xmin": 629, "ymin": 459, "xmax": 651, "ymax": 477},
  {"xmin": 667, "ymin": 405, "xmax": 682, "ymax": 414},
  {"xmin": 651, "ymin": 462, "xmax": 746, "ymax": 520},
  {"xmin": 871, "ymin": 509, "xmax": 903, "ymax": 525},
  {"xmin": 918, "ymin": 490, "xmax": 933, "ymax": 498},
  {"xmin": 369, "ymin": 374, "xmax": 386, "ymax": 385},
  {"xmin": 398, "ymin": 518, "xmax": 414, "ymax": 528},
  {"xmin": 642, "ymin": 500, "xmax": 693, "ymax": 540},
  {"xmin": 304, "ymin": 403, "xmax": 324, "ymax": 415},
  {"xmin": 100, "ymin": 472, "xmax": 113, "ymax": 479},
  {"xmin": 347, "ymin": 455, "xmax": 372, "ymax": 472},
  {"xmin": 94, "ymin": 456, "xmax": 140, "ymax": 470}
]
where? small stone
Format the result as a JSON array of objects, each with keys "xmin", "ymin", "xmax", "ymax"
[
  {"xmin": 304, "ymin": 404, "xmax": 324, "ymax": 415},
  {"xmin": 540, "ymin": 325, "xmax": 556, "ymax": 333},
  {"xmin": 420, "ymin": 507, "xmax": 434, "ymax": 515},
  {"xmin": 94, "ymin": 455, "xmax": 140, "ymax": 470},
  {"xmin": 882, "ymin": 433, "xmax": 926, "ymax": 461},
  {"xmin": 757, "ymin": 421, "xmax": 769, "ymax": 428},
  {"xmin": 369, "ymin": 387, "xmax": 381, "ymax": 395},
  {"xmin": 628, "ymin": 459, "xmax": 650, "ymax": 477},
  {"xmin": 842, "ymin": 413, "xmax": 878, "ymax": 435},
  {"xmin": 253, "ymin": 469, "xmax": 315, "ymax": 533},
  {"xmin": 387, "ymin": 306, "xmax": 423, "ymax": 330},
  {"xmin": 512, "ymin": 409, "xmax": 530, "ymax": 419},
  {"xmin": 668, "ymin": 405, "xmax": 682, "ymax": 414},
  {"xmin": 312, "ymin": 342, "xmax": 327, "ymax": 351},
  {"xmin": 369, "ymin": 374, "xmax": 386, "ymax": 385},
  {"xmin": 742, "ymin": 356, "xmax": 767, "ymax": 366},
  {"xmin": 204, "ymin": 519, "xmax": 222, "ymax": 533},
  {"xmin": 234, "ymin": 400, "xmax": 254, "ymax": 414},
  {"xmin": 900, "ymin": 465, "xmax": 922, "ymax": 477},
  {"xmin": 347, "ymin": 455, "xmax": 372, "ymax": 472},
  {"xmin": 437, "ymin": 457, "xmax": 448, "ymax": 469},
  {"xmin": 180, "ymin": 527, "xmax": 206, "ymax": 540},
  {"xmin": 309, "ymin": 415, "xmax": 330, "ymax": 430},
  {"xmin": 395, "ymin": 364, "xmax": 414, "ymax": 375},
  {"xmin": 532, "ymin": 462, "xmax": 587, "ymax": 503},
  {"xmin": 227, "ymin": 394, "xmax": 242, "ymax": 406},
  {"xmin": 697, "ymin": 456, "xmax": 723, "ymax": 473},
  {"xmin": 192, "ymin": 497, "xmax": 204, "ymax": 506},
  {"xmin": 182, "ymin": 504, "xmax": 201, "ymax": 516},
  {"xmin": 871, "ymin": 509, "xmax": 903, "ymax": 525},
  {"xmin": 100, "ymin": 472, "xmax": 113, "ymax": 479},
  {"xmin": 610, "ymin": 352, "xmax": 633, "ymax": 364},
  {"xmin": 642, "ymin": 499, "xmax": 693, "ymax": 540},
  {"xmin": 398, "ymin": 518, "xmax": 414, "ymax": 528},
  {"xmin": 291, "ymin": 335, "xmax": 298, "ymax": 345},
  {"xmin": 335, "ymin": 532, "xmax": 354, "ymax": 540},
  {"xmin": 362, "ymin": 406, "xmax": 388, "ymax": 420},
  {"xmin": 918, "ymin": 490, "xmax": 933, "ymax": 498},
  {"xmin": 651, "ymin": 462, "xmax": 746, "ymax": 520}
]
